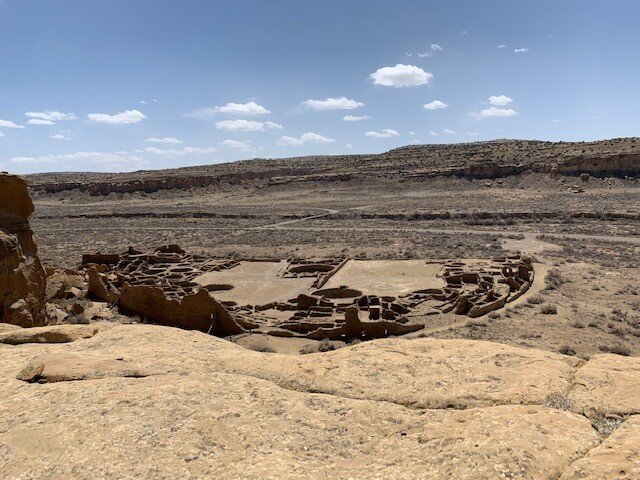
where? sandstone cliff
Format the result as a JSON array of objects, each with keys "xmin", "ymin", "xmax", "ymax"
[{"xmin": 0, "ymin": 174, "xmax": 46, "ymax": 326}]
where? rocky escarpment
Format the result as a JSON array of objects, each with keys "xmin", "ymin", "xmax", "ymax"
[
  {"xmin": 0, "ymin": 174, "xmax": 46, "ymax": 326},
  {"xmin": 27, "ymin": 138, "xmax": 640, "ymax": 196}
]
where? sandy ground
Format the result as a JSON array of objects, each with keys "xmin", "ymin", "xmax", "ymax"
[{"xmin": 324, "ymin": 260, "xmax": 444, "ymax": 296}]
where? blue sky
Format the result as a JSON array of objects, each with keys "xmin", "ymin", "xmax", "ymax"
[{"xmin": 1, "ymin": 0, "xmax": 639, "ymax": 174}]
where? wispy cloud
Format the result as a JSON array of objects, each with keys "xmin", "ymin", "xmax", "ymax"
[
  {"xmin": 213, "ymin": 101, "xmax": 270, "ymax": 116},
  {"xmin": 473, "ymin": 106, "xmax": 518, "ymax": 118},
  {"xmin": 87, "ymin": 109, "xmax": 146, "ymax": 125},
  {"xmin": 50, "ymin": 133, "xmax": 71, "ymax": 140},
  {"xmin": 220, "ymin": 139, "xmax": 263, "ymax": 153},
  {"xmin": 143, "ymin": 146, "xmax": 216, "ymax": 156},
  {"xmin": 10, "ymin": 151, "xmax": 149, "ymax": 171},
  {"xmin": 430, "ymin": 43, "xmax": 443, "ymax": 51},
  {"xmin": 27, "ymin": 119, "xmax": 55, "ymax": 125},
  {"xmin": 365, "ymin": 129, "xmax": 400, "ymax": 138},
  {"xmin": 343, "ymin": 115, "xmax": 371, "ymax": 122},
  {"xmin": 277, "ymin": 132, "xmax": 335, "ymax": 146},
  {"xmin": 514, "ymin": 48, "xmax": 530, "ymax": 53},
  {"xmin": 215, "ymin": 119, "xmax": 282, "ymax": 132},
  {"xmin": 145, "ymin": 137, "xmax": 184, "ymax": 144},
  {"xmin": 0, "ymin": 119, "xmax": 25, "ymax": 129},
  {"xmin": 302, "ymin": 97, "xmax": 364, "ymax": 111},
  {"xmin": 25, "ymin": 110, "xmax": 77, "ymax": 124}
]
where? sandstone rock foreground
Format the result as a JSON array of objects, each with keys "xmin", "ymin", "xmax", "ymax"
[
  {"xmin": 0, "ymin": 174, "xmax": 46, "ymax": 327},
  {"xmin": 1, "ymin": 323, "xmax": 638, "ymax": 479}
]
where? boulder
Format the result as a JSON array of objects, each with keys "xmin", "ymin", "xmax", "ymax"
[
  {"xmin": 0, "ymin": 324, "xmax": 98, "ymax": 344},
  {"xmin": 0, "ymin": 174, "xmax": 47, "ymax": 327},
  {"xmin": 17, "ymin": 353, "xmax": 154, "ymax": 383}
]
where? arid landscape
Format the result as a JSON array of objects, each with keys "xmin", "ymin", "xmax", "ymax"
[
  {"xmin": 28, "ymin": 139, "xmax": 640, "ymax": 358},
  {"xmin": 6, "ymin": 0, "xmax": 640, "ymax": 475},
  {"xmin": 1, "ymin": 137, "xmax": 639, "ymax": 478}
]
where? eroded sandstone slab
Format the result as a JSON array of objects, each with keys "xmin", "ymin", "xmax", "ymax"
[
  {"xmin": 16, "ymin": 352, "xmax": 153, "ymax": 383},
  {"xmin": 570, "ymin": 354, "xmax": 640, "ymax": 417},
  {"xmin": 0, "ymin": 324, "xmax": 98, "ymax": 345},
  {"xmin": 560, "ymin": 415, "xmax": 640, "ymax": 479}
]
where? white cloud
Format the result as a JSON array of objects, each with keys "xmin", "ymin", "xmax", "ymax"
[
  {"xmin": 50, "ymin": 134, "xmax": 71, "ymax": 140},
  {"xmin": 10, "ymin": 151, "xmax": 149, "ymax": 171},
  {"xmin": 221, "ymin": 140, "xmax": 251, "ymax": 148},
  {"xmin": 475, "ymin": 107, "xmax": 518, "ymax": 118},
  {"xmin": 278, "ymin": 136, "xmax": 303, "ymax": 146},
  {"xmin": 488, "ymin": 95, "xmax": 513, "ymax": 106},
  {"xmin": 409, "ymin": 139, "xmax": 422, "ymax": 144},
  {"xmin": 346, "ymin": 143, "xmax": 354, "ymax": 149},
  {"xmin": 430, "ymin": 43, "xmax": 443, "ymax": 51},
  {"xmin": 215, "ymin": 119, "xmax": 278, "ymax": 132},
  {"xmin": 302, "ymin": 97, "xmax": 364, "ymax": 111},
  {"xmin": 220, "ymin": 139, "xmax": 263, "ymax": 153},
  {"xmin": 423, "ymin": 100, "xmax": 448, "ymax": 110},
  {"xmin": 417, "ymin": 52, "xmax": 432, "ymax": 58},
  {"xmin": 514, "ymin": 48, "xmax": 530, "ymax": 53},
  {"xmin": 409, "ymin": 131, "xmax": 416, "ymax": 135},
  {"xmin": 0, "ymin": 119, "xmax": 25, "ymax": 129},
  {"xmin": 343, "ymin": 115, "xmax": 371, "ymax": 122},
  {"xmin": 139, "ymin": 100, "xmax": 147, "ymax": 104},
  {"xmin": 0, "ymin": 131, "xmax": 5, "ymax": 138},
  {"xmin": 443, "ymin": 129, "xmax": 455, "ymax": 135},
  {"xmin": 87, "ymin": 109, "xmax": 146, "ymax": 125},
  {"xmin": 551, "ymin": 119, "xmax": 561, "ymax": 123},
  {"xmin": 27, "ymin": 119, "xmax": 55, "ymax": 125},
  {"xmin": 25, "ymin": 110, "xmax": 77, "ymax": 122},
  {"xmin": 144, "ymin": 146, "xmax": 216, "ymax": 156},
  {"xmin": 365, "ymin": 129, "xmax": 400, "ymax": 138},
  {"xmin": 467, "ymin": 131, "xmax": 479, "ymax": 136},
  {"xmin": 277, "ymin": 132, "xmax": 335, "ymax": 146},
  {"xmin": 146, "ymin": 137, "xmax": 184, "ymax": 144},
  {"xmin": 213, "ymin": 101, "xmax": 270, "ymax": 116},
  {"xmin": 429, "ymin": 131, "xmax": 439, "ymax": 136},
  {"xmin": 498, "ymin": 44, "xmax": 507, "ymax": 49},
  {"xmin": 370, "ymin": 64, "xmax": 433, "ymax": 87}
]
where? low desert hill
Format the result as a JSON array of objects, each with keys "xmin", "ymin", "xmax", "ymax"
[{"xmin": 26, "ymin": 138, "xmax": 640, "ymax": 196}]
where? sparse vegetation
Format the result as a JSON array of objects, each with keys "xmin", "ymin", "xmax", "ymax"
[
  {"xmin": 591, "ymin": 414, "xmax": 627, "ymax": 437},
  {"xmin": 599, "ymin": 344, "xmax": 631, "ymax": 356},
  {"xmin": 558, "ymin": 345, "xmax": 576, "ymax": 356},
  {"xmin": 544, "ymin": 269, "xmax": 565, "ymax": 291},
  {"xmin": 545, "ymin": 392, "xmax": 573, "ymax": 410},
  {"xmin": 540, "ymin": 304, "xmax": 558, "ymax": 315}
]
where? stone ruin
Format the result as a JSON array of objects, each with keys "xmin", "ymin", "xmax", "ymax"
[
  {"xmin": 84, "ymin": 245, "xmax": 249, "ymax": 335},
  {"xmin": 282, "ymin": 257, "xmax": 348, "ymax": 288},
  {"xmin": 400, "ymin": 256, "xmax": 534, "ymax": 318},
  {"xmin": 83, "ymin": 245, "xmax": 534, "ymax": 342}
]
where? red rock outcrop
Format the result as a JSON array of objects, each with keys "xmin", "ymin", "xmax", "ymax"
[{"xmin": 0, "ymin": 174, "xmax": 47, "ymax": 327}]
